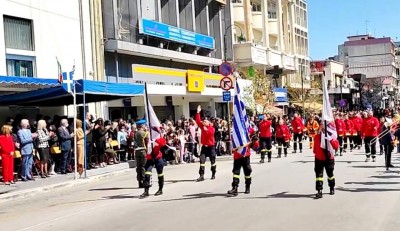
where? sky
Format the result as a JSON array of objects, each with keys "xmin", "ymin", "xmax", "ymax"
[{"xmin": 308, "ymin": 0, "xmax": 400, "ymax": 60}]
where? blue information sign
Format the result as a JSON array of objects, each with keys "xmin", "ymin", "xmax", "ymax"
[
  {"xmin": 223, "ymin": 91, "xmax": 231, "ymax": 102},
  {"xmin": 139, "ymin": 18, "xmax": 215, "ymax": 50},
  {"xmin": 273, "ymin": 88, "xmax": 288, "ymax": 102}
]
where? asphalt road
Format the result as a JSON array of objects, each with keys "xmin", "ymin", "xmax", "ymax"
[{"xmin": 1, "ymin": 145, "xmax": 400, "ymax": 231}]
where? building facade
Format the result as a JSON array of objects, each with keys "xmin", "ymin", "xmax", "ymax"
[
  {"xmin": 231, "ymin": 0, "xmax": 310, "ymax": 90},
  {"xmin": 337, "ymin": 35, "xmax": 399, "ymax": 108},
  {"xmin": 101, "ymin": 0, "xmax": 237, "ymax": 121},
  {"xmin": 0, "ymin": 0, "xmax": 94, "ymax": 121}
]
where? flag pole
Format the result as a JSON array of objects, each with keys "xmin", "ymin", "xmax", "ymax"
[
  {"xmin": 73, "ymin": 80, "xmax": 78, "ymax": 180},
  {"xmin": 144, "ymin": 83, "xmax": 154, "ymax": 151},
  {"xmin": 323, "ymin": 72, "xmax": 330, "ymax": 160}
]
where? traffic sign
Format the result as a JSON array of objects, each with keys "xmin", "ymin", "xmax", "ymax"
[
  {"xmin": 223, "ymin": 91, "xmax": 231, "ymax": 102},
  {"xmin": 220, "ymin": 76, "xmax": 233, "ymax": 90},
  {"xmin": 219, "ymin": 62, "xmax": 233, "ymax": 76}
]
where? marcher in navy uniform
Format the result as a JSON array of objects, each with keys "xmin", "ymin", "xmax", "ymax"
[
  {"xmin": 227, "ymin": 127, "xmax": 259, "ymax": 196},
  {"xmin": 380, "ymin": 122, "xmax": 394, "ymax": 171},
  {"xmin": 195, "ymin": 105, "xmax": 216, "ymax": 182},
  {"xmin": 313, "ymin": 122, "xmax": 339, "ymax": 199},
  {"xmin": 140, "ymin": 135, "xmax": 167, "ymax": 198}
]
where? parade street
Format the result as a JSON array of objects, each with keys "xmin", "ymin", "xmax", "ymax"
[{"xmin": 1, "ymin": 147, "xmax": 400, "ymax": 231}]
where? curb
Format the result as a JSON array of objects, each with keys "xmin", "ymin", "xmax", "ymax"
[{"xmin": 0, "ymin": 168, "xmax": 132, "ymax": 203}]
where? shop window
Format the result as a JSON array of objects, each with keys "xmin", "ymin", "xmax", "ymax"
[{"xmin": 6, "ymin": 56, "xmax": 35, "ymax": 77}]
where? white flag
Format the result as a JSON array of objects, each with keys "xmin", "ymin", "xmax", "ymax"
[
  {"xmin": 147, "ymin": 100, "xmax": 161, "ymax": 154},
  {"xmin": 320, "ymin": 75, "xmax": 337, "ymax": 154}
]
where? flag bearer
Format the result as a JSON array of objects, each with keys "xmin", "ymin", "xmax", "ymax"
[
  {"xmin": 195, "ymin": 105, "xmax": 216, "ymax": 182},
  {"xmin": 306, "ymin": 116, "xmax": 319, "ymax": 149},
  {"xmin": 140, "ymin": 136, "xmax": 167, "ymax": 198},
  {"xmin": 313, "ymin": 122, "xmax": 339, "ymax": 199},
  {"xmin": 134, "ymin": 120, "xmax": 149, "ymax": 188},
  {"xmin": 227, "ymin": 128, "xmax": 259, "ymax": 196}
]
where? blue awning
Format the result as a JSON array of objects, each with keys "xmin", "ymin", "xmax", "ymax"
[
  {"xmin": 0, "ymin": 76, "xmax": 60, "ymax": 88},
  {"xmin": 0, "ymin": 79, "xmax": 145, "ymax": 106}
]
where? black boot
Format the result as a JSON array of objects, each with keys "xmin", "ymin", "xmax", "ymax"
[
  {"xmin": 315, "ymin": 190, "xmax": 323, "ymax": 199},
  {"xmin": 140, "ymin": 188, "xmax": 149, "ymax": 198},
  {"xmin": 329, "ymin": 188, "xmax": 335, "ymax": 195},
  {"xmin": 155, "ymin": 188, "xmax": 163, "ymax": 196},
  {"xmin": 196, "ymin": 175, "xmax": 204, "ymax": 182},
  {"xmin": 227, "ymin": 186, "xmax": 238, "ymax": 196},
  {"xmin": 138, "ymin": 181, "xmax": 144, "ymax": 188},
  {"xmin": 155, "ymin": 176, "xmax": 164, "ymax": 196},
  {"xmin": 244, "ymin": 185, "xmax": 250, "ymax": 194},
  {"xmin": 211, "ymin": 173, "xmax": 216, "ymax": 180},
  {"xmin": 259, "ymin": 159, "xmax": 264, "ymax": 163},
  {"xmin": 267, "ymin": 157, "xmax": 271, "ymax": 162}
]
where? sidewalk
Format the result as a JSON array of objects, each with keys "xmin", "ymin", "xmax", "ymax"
[
  {"xmin": 0, "ymin": 161, "xmax": 136, "ymax": 203},
  {"xmin": 0, "ymin": 155, "xmax": 233, "ymax": 203}
]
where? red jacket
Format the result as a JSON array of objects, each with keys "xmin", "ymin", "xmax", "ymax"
[
  {"xmin": 344, "ymin": 119, "xmax": 355, "ymax": 135},
  {"xmin": 233, "ymin": 128, "xmax": 259, "ymax": 160},
  {"xmin": 313, "ymin": 134, "xmax": 339, "ymax": 161},
  {"xmin": 362, "ymin": 116, "xmax": 379, "ymax": 137},
  {"xmin": 276, "ymin": 124, "xmax": 291, "ymax": 141},
  {"xmin": 335, "ymin": 119, "xmax": 346, "ymax": 137},
  {"xmin": 351, "ymin": 117, "xmax": 363, "ymax": 132},
  {"xmin": 146, "ymin": 137, "xmax": 166, "ymax": 160},
  {"xmin": 196, "ymin": 113, "xmax": 215, "ymax": 146},
  {"xmin": 0, "ymin": 135, "xmax": 15, "ymax": 156},
  {"xmin": 291, "ymin": 117, "xmax": 305, "ymax": 134},
  {"xmin": 258, "ymin": 120, "xmax": 272, "ymax": 138}
]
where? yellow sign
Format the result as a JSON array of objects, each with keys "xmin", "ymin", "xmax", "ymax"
[{"xmin": 187, "ymin": 70, "xmax": 205, "ymax": 92}]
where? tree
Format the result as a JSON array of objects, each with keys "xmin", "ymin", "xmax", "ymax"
[
  {"xmin": 360, "ymin": 77, "xmax": 389, "ymax": 109},
  {"xmin": 241, "ymin": 69, "xmax": 274, "ymax": 115}
]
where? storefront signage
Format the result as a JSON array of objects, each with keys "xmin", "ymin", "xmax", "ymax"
[
  {"xmin": 187, "ymin": 70, "xmax": 205, "ymax": 92},
  {"xmin": 139, "ymin": 18, "xmax": 215, "ymax": 50},
  {"xmin": 274, "ymin": 88, "xmax": 288, "ymax": 102}
]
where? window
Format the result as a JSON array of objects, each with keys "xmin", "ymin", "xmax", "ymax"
[
  {"xmin": 251, "ymin": 2, "xmax": 261, "ymax": 11},
  {"xmin": 6, "ymin": 56, "xmax": 35, "ymax": 77},
  {"xmin": 4, "ymin": 16, "xmax": 34, "ymax": 51}
]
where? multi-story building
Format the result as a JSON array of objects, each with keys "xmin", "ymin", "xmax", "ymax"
[
  {"xmin": 101, "ymin": 0, "xmax": 235, "ymax": 121},
  {"xmin": 310, "ymin": 60, "xmax": 358, "ymax": 110},
  {"xmin": 0, "ymin": 0, "xmax": 94, "ymax": 121},
  {"xmin": 337, "ymin": 35, "xmax": 399, "ymax": 108},
  {"xmin": 231, "ymin": 0, "xmax": 310, "ymax": 91}
]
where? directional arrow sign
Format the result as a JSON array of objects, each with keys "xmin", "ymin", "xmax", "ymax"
[{"xmin": 220, "ymin": 77, "xmax": 233, "ymax": 90}]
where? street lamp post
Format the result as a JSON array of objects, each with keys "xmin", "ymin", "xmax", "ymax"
[{"xmin": 223, "ymin": 24, "xmax": 244, "ymax": 156}]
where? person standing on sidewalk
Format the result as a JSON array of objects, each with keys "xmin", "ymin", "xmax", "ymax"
[
  {"xmin": 195, "ymin": 105, "xmax": 216, "ymax": 182},
  {"xmin": 134, "ymin": 120, "xmax": 149, "ymax": 188},
  {"xmin": 36, "ymin": 120, "xmax": 51, "ymax": 178},
  {"xmin": 362, "ymin": 111, "xmax": 379, "ymax": 162},
  {"xmin": 140, "ymin": 136, "xmax": 166, "ymax": 198},
  {"xmin": 227, "ymin": 127, "xmax": 259, "ymax": 196},
  {"xmin": 313, "ymin": 123, "xmax": 339, "ymax": 199},
  {"xmin": 18, "ymin": 119, "xmax": 37, "ymax": 181},
  {"xmin": 58, "ymin": 119, "xmax": 74, "ymax": 174},
  {"xmin": 291, "ymin": 113, "xmax": 306, "ymax": 153},
  {"xmin": 0, "ymin": 125, "xmax": 16, "ymax": 185},
  {"xmin": 258, "ymin": 114, "xmax": 273, "ymax": 163}
]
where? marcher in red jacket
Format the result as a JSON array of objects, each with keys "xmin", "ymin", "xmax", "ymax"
[
  {"xmin": 195, "ymin": 105, "xmax": 216, "ymax": 181},
  {"xmin": 228, "ymin": 128, "xmax": 259, "ymax": 196},
  {"xmin": 335, "ymin": 114, "xmax": 346, "ymax": 156},
  {"xmin": 0, "ymin": 125, "xmax": 16, "ymax": 185},
  {"xmin": 361, "ymin": 111, "xmax": 380, "ymax": 162},
  {"xmin": 258, "ymin": 114, "xmax": 273, "ymax": 163},
  {"xmin": 350, "ymin": 113, "xmax": 363, "ymax": 149},
  {"xmin": 344, "ymin": 114, "xmax": 355, "ymax": 152},
  {"xmin": 291, "ymin": 113, "xmax": 306, "ymax": 153},
  {"xmin": 313, "ymin": 122, "xmax": 339, "ymax": 199},
  {"xmin": 141, "ymin": 136, "xmax": 167, "ymax": 198},
  {"xmin": 276, "ymin": 119, "xmax": 291, "ymax": 158}
]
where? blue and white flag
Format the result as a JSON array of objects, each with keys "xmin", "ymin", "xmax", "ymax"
[
  {"xmin": 232, "ymin": 81, "xmax": 250, "ymax": 156},
  {"xmin": 62, "ymin": 71, "xmax": 74, "ymax": 93}
]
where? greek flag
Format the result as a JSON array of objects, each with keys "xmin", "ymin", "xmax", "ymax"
[{"xmin": 232, "ymin": 81, "xmax": 250, "ymax": 156}]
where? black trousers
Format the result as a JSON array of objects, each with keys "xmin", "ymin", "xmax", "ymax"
[
  {"xmin": 364, "ymin": 136, "xmax": 376, "ymax": 158},
  {"xmin": 232, "ymin": 156, "xmax": 252, "ymax": 187},
  {"xmin": 315, "ymin": 159, "xmax": 335, "ymax": 191},
  {"xmin": 260, "ymin": 137, "xmax": 272, "ymax": 160},
  {"xmin": 276, "ymin": 138, "xmax": 288, "ymax": 156},
  {"xmin": 135, "ymin": 149, "xmax": 147, "ymax": 183},
  {"xmin": 60, "ymin": 150, "xmax": 71, "ymax": 173},
  {"xmin": 343, "ymin": 136, "xmax": 354, "ymax": 150},
  {"xmin": 337, "ymin": 136, "xmax": 344, "ymax": 154},
  {"xmin": 293, "ymin": 133, "xmax": 303, "ymax": 151},
  {"xmin": 199, "ymin": 146, "xmax": 216, "ymax": 176},
  {"xmin": 143, "ymin": 158, "xmax": 164, "ymax": 189},
  {"xmin": 383, "ymin": 144, "xmax": 393, "ymax": 168},
  {"xmin": 355, "ymin": 132, "xmax": 362, "ymax": 147}
]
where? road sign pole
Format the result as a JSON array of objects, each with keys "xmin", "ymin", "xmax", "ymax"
[{"xmin": 227, "ymin": 96, "xmax": 232, "ymax": 156}]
